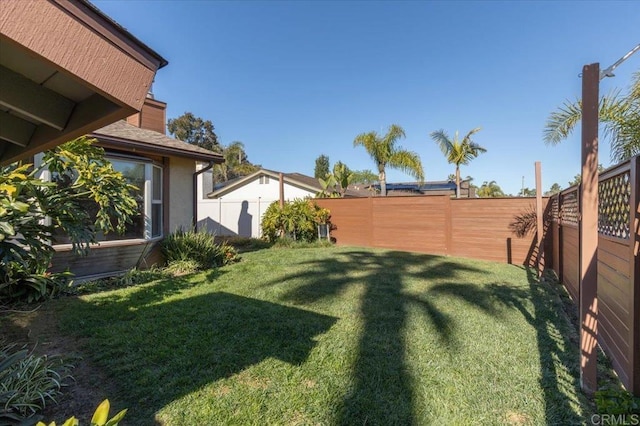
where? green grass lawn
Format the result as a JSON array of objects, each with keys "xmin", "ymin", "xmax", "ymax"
[{"xmin": 55, "ymin": 247, "xmax": 590, "ymax": 425}]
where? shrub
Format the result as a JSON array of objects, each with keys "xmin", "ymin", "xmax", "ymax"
[
  {"xmin": 0, "ymin": 343, "xmax": 73, "ymax": 423},
  {"xmin": 161, "ymin": 229, "xmax": 240, "ymax": 271},
  {"xmin": 0, "ymin": 138, "xmax": 138, "ymax": 303},
  {"xmin": 261, "ymin": 199, "xmax": 330, "ymax": 243}
]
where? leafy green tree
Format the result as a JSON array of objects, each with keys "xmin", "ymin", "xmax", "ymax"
[
  {"xmin": 519, "ymin": 187, "xmax": 537, "ymax": 197},
  {"xmin": 314, "ymin": 154, "xmax": 331, "ymax": 179},
  {"xmin": 332, "ymin": 161, "xmax": 354, "ymax": 197},
  {"xmin": 568, "ymin": 164, "xmax": 605, "ymax": 186},
  {"xmin": 476, "ymin": 180, "xmax": 505, "ymax": 198},
  {"xmin": 1, "ymin": 137, "xmax": 137, "ymax": 302},
  {"xmin": 545, "ymin": 183, "xmax": 562, "ymax": 196},
  {"xmin": 544, "ymin": 71, "xmax": 640, "ymax": 162},
  {"xmin": 317, "ymin": 174, "xmax": 340, "ymax": 198},
  {"xmin": 214, "ymin": 141, "xmax": 259, "ymax": 182},
  {"xmin": 350, "ymin": 169, "xmax": 378, "ymax": 185},
  {"xmin": 167, "ymin": 112, "xmax": 221, "ymax": 152},
  {"xmin": 430, "ymin": 128, "xmax": 487, "ymax": 198},
  {"xmin": 316, "ymin": 161, "xmax": 354, "ymax": 198},
  {"xmin": 354, "ymin": 124, "xmax": 424, "ymax": 196}
]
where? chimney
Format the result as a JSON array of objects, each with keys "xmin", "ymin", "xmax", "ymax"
[{"xmin": 126, "ymin": 91, "xmax": 167, "ymax": 134}]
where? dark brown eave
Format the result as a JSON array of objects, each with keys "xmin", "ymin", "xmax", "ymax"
[
  {"xmin": 0, "ymin": 0, "xmax": 168, "ymax": 165},
  {"xmin": 94, "ymin": 134, "xmax": 224, "ymax": 163}
]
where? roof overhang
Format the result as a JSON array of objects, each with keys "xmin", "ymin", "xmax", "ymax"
[
  {"xmin": 94, "ymin": 133, "xmax": 224, "ymax": 163},
  {"xmin": 207, "ymin": 169, "xmax": 321, "ymax": 198},
  {"xmin": 0, "ymin": 0, "xmax": 168, "ymax": 165}
]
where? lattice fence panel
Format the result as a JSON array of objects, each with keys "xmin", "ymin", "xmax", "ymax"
[
  {"xmin": 561, "ymin": 190, "xmax": 579, "ymax": 225},
  {"xmin": 599, "ymin": 171, "xmax": 631, "ymax": 239}
]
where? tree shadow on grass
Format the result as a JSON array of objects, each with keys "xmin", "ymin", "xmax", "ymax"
[
  {"xmin": 262, "ymin": 250, "xmax": 485, "ymax": 425},
  {"xmin": 429, "ymin": 271, "xmax": 588, "ymax": 424},
  {"xmin": 59, "ymin": 284, "xmax": 337, "ymax": 425},
  {"xmin": 264, "ymin": 249, "xmax": 588, "ymax": 424}
]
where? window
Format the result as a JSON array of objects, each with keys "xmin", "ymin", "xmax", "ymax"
[
  {"xmin": 110, "ymin": 159, "xmax": 146, "ymax": 239},
  {"xmin": 44, "ymin": 154, "xmax": 163, "ymax": 243},
  {"xmin": 259, "ymin": 175, "xmax": 269, "ymax": 185},
  {"xmin": 151, "ymin": 165, "xmax": 162, "ymax": 238}
]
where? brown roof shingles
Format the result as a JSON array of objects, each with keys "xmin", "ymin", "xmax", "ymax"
[{"xmin": 91, "ymin": 120, "xmax": 223, "ymax": 162}]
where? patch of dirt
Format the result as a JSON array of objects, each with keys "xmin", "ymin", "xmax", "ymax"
[
  {"xmin": 1, "ymin": 302, "xmax": 120, "ymax": 424},
  {"xmin": 505, "ymin": 411, "xmax": 530, "ymax": 425},
  {"xmin": 233, "ymin": 370, "xmax": 271, "ymax": 390},
  {"xmin": 302, "ymin": 379, "xmax": 316, "ymax": 389}
]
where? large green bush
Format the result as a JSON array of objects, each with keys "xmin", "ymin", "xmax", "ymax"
[
  {"xmin": 161, "ymin": 228, "xmax": 239, "ymax": 271},
  {"xmin": 0, "ymin": 138, "xmax": 138, "ymax": 303},
  {"xmin": 261, "ymin": 199, "xmax": 330, "ymax": 243}
]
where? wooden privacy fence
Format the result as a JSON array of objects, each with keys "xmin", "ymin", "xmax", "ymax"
[
  {"xmin": 315, "ymin": 196, "xmax": 549, "ymax": 267},
  {"xmin": 548, "ymin": 155, "xmax": 639, "ymax": 394}
]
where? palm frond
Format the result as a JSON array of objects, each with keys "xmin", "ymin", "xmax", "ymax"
[
  {"xmin": 462, "ymin": 127, "xmax": 482, "ymax": 143},
  {"xmin": 388, "ymin": 150, "xmax": 424, "ymax": 182},
  {"xmin": 543, "ymin": 100, "xmax": 582, "ymax": 145},
  {"xmin": 430, "ymin": 129, "xmax": 453, "ymax": 156}
]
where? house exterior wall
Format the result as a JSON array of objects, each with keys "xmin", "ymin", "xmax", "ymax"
[
  {"xmin": 168, "ymin": 156, "xmax": 196, "ymax": 233},
  {"xmin": 197, "ymin": 174, "xmax": 316, "ymax": 238}
]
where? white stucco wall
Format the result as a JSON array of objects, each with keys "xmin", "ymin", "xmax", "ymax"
[
  {"xmin": 196, "ymin": 172, "xmax": 317, "ymax": 238},
  {"xmin": 169, "ymin": 156, "xmax": 196, "ymax": 233}
]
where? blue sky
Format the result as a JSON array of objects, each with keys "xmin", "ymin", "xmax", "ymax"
[{"xmin": 94, "ymin": 0, "xmax": 639, "ymax": 195}]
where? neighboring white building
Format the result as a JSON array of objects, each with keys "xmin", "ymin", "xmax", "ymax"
[{"xmin": 197, "ymin": 169, "xmax": 323, "ymax": 238}]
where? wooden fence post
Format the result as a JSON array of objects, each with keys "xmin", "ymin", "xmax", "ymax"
[
  {"xmin": 279, "ymin": 173, "xmax": 284, "ymax": 208},
  {"xmin": 536, "ymin": 161, "xmax": 543, "ymax": 277},
  {"xmin": 445, "ymin": 196, "xmax": 452, "ymax": 255},
  {"xmin": 579, "ymin": 63, "xmax": 599, "ymax": 394}
]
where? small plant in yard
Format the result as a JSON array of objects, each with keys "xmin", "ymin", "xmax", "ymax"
[
  {"xmin": 162, "ymin": 228, "xmax": 240, "ymax": 271},
  {"xmin": 0, "ymin": 343, "xmax": 73, "ymax": 423},
  {"xmin": 37, "ymin": 399, "xmax": 127, "ymax": 426},
  {"xmin": 164, "ymin": 259, "xmax": 200, "ymax": 276}
]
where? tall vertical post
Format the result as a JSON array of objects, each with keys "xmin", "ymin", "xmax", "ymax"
[
  {"xmin": 279, "ymin": 173, "xmax": 285, "ymax": 208},
  {"xmin": 535, "ymin": 161, "xmax": 543, "ymax": 277},
  {"xmin": 579, "ymin": 63, "xmax": 599, "ymax": 394}
]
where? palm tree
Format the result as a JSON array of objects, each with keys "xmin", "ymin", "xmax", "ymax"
[
  {"xmin": 215, "ymin": 141, "xmax": 259, "ymax": 181},
  {"xmin": 477, "ymin": 180, "xmax": 505, "ymax": 198},
  {"xmin": 430, "ymin": 128, "xmax": 487, "ymax": 198},
  {"xmin": 544, "ymin": 71, "xmax": 640, "ymax": 162},
  {"xmin": 353, "ymin": 124, "xmax": 424, "ymax": 196}
]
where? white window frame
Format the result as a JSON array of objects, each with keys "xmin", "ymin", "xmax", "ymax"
[{"xmin": 149, "ymin": 164, "xmax": 163, "ymax": 238}]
